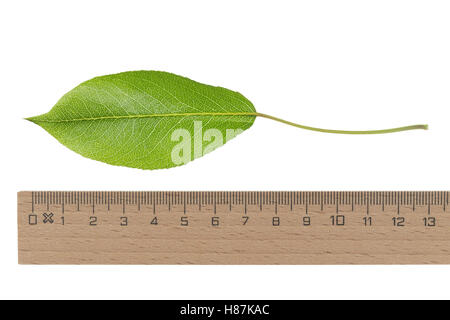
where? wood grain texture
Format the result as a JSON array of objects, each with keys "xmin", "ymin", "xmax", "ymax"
[{"xmin": 18, "ymin": 191, "xmax": 450, "ymax": 264}]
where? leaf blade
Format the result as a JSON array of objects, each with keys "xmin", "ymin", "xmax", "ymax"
[{"xmin": 28, "ymin": 71, "xmax": 256, "ymax": 170}]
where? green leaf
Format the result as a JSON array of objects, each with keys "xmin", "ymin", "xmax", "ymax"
[
  {"xmin": 27, "ymin": 70, "xmax": 428, "ymax": 170},
  {"xmin": 27, "ymin": 71, "xmax": 257, "ymax": 169}
]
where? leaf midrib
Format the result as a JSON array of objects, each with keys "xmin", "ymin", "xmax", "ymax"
[{"xmin": 28, "ymin": 112, "xmax": 259, "ymax": 123}]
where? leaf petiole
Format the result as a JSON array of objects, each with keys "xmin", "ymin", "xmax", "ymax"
[{"xmin": 254, "ymin": 112, "xmax": 428, "ymax": 134}]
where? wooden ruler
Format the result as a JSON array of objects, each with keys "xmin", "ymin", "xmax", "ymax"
[{"xmin": 18, "ymin": 191, "xmax": 450, "ymax": 264}]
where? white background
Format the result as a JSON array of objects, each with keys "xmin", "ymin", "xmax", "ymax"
[{"xmin": 1, "ymin": 0, "xmax": 449, "ymax": 299}]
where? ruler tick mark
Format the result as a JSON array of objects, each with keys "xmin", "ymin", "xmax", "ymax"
[{"xmin": 138, "ymin": 193, "xmax": 141, "ymax": 211}]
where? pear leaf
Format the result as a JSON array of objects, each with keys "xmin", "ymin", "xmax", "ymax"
[{"xmin": 27, "ymin": 70, "xmax": 428, "ymax": 170}]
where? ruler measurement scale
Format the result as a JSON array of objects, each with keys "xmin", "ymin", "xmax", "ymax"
[{"xmin": 18, "ymin": 191, "xmax": 450, "ymax": 264}]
